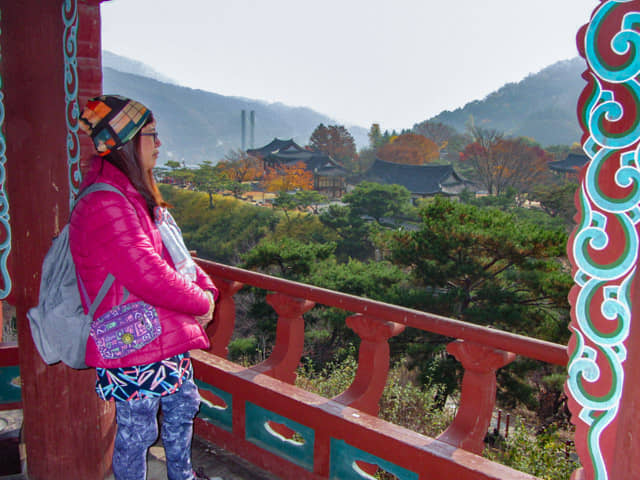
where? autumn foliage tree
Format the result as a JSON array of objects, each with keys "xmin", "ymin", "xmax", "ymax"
[
  {"xmin": 413, "ymin": 120, "xmax": 469, "ymax": 161},
  {"xmin": 263, "ymin": 161, "xmax": 313, "ymax": 192},
  {"xmin": 217, "ymin": 149, "xmax": 263, "ymax": 183},
  {"xmin": 308, "ymin": 124, "xmax": 357, "ymax": 165},
  {"xmin": 412, "ymin": 121, "xmax": 457, "ymax": 149},
  {"xmin": 460, "ymin": 127, "xmax": 553, "ymax": 195},
  {"xmin": 376, "ymin": 133, "xmax": 440, "ymax": 165}
]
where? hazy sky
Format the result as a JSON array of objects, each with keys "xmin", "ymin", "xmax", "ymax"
[{"xmin": 101, "ymin": 0, "xmax": 600, "ymax": 131}]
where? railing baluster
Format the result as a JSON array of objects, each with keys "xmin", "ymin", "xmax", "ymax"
[
  {"xmin": 251, "ymin": 293, "xmax": 314, "ymax": 384},
  {"xmin": 206, "ymin": 277, "xmax": 244, "ymax": 358},
  {"xmin": 333, "ymin": 314, "xmax": 405, "ymax": 415},
  {"xmin": 331, "ymin": 314, "xmax": 405, "ymax": 478},
  {"xmin": 437, "ymin": 340, "xmax": 516, "ymax": 454}
]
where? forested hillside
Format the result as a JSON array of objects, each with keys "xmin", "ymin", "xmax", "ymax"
[{"xmin": 426, "ymin": 58, "xmax": 585, "ymax": 146}]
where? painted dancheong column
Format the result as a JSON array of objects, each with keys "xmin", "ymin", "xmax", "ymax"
[
  {"xmin": 567, "ymin": 1, "xmax": 640, "ymax": 479},
  {"xmin": 63, "ymin": 0, "xmax": 83, "ymax": 207},
  {"xmin": 0, "ymin": 8, "xmax": 12, "ymax": 302}
]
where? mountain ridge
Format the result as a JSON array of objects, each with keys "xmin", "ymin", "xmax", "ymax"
[
  {"xmin": 102, "ymin": 51, "xmax": 369, "ymax": 164},
  {"xmin": 103, "ymin": 50, "xmax": 178, "ymax": 85},
  {"xmin": 102, "ymin": 51, "xmax": 585, "ymax": 164},
  {"xmin": 425, "ymin": 57, "xmax": 585, "ymax": 146}
]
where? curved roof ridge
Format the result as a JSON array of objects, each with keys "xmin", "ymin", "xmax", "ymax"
[{"xmin": 365, "ymin": 158, "xmax": 466, "ymax": 195}]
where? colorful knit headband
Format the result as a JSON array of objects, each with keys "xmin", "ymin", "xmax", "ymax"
[{"xmin": 79, "ymin": 95, "xmax": 151, "ymax": 156}]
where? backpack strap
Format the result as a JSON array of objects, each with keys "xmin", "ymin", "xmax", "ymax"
[
  {"xmin": 78, "ymin": 273, "xmax": 117, "ymax": 318},
  {"xmin": 74, "ymin": 182, "xmax": 131, "ymax": 317},
  {"xmin": 73, "ymin": 182, "xmax": 127, "ymax": 211}
]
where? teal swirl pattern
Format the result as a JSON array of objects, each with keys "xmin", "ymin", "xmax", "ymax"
[
  {"xmin": 0, "ymin": 9, "xmax": 12, "ymax": 299},
  {"xmin": 569, "ymin": 1, "xmax": 640, "ymax": 478},
  {"xmin": 63, "ymin": 0, "xmax": 81, "ymax": 208},
  {"xmin": 585, "ymin": 3, "xmax": 640, "ymax": 83}
]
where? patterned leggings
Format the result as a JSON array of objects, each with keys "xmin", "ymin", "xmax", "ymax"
[{"xmin": 112, "ymin": 379, "xmax": 201, "ymax": 480}]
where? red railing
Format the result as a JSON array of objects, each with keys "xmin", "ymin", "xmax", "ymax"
[
  {"xmin": 191, "ymin": 258, "xmax": 568, "ymax": 479},
  {"xmin": 0, "ymin": 259, "xmax": 568, "ymax": 478}
]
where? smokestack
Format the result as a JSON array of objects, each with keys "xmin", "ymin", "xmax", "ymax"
[
  {"xmin": 250, "ymin": 110, "xmax": 255, "ymax": 149},
  {"xmin": 241, "ymin": 110, "xmax": 246, "ymax": 151}
]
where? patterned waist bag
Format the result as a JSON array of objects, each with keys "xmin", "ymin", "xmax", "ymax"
[{"xmin": 89, "ymin": 301, "xmax": 161, "ymax": 360}]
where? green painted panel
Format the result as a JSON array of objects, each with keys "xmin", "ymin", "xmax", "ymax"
[
  {"xmin": 0, "ymin": 366, "xmax": 21, "ymax": 404},
  {"xmin": 330, "ymin": 438, "xmax": 418, "ymax": 480},
  {"xmin": 245, "ymin": 402, "xmax": 315, "ymax": 471},
  {"xmin": 195, "ymin": 379, "xmax": 232, "ymax": 431}
]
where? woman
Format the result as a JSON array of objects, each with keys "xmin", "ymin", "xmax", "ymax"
[{"xmin": 70, "ymin": 95, "xmax": 217, "ymax": 480}]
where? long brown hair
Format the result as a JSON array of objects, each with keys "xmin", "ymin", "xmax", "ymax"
[{"xmin": 103, "ymin": 114, "xmax": 168, "ymax": 217}]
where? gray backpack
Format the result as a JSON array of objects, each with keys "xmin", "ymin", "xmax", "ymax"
[{"xmin": 27, "ymin": 183, "xmax": 127, "ymax": 369}]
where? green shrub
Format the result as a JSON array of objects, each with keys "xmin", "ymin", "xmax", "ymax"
[
  {"xmin": 484, "ymin": 421, "xmax": 580, "ymax": 479},
  {"xmin": 296, "ymin": 354, "xmax": 358, "ymax": 398},
  {"xmin": 297, "ymin": 356, "xmax": 452, "ymax": 438},
  {"xmin": 378, "ymin": 359, "xmax": 453, "ymax": 437},
  {"xmin": 228, "ymin": 337, "xmax": 258, "ymax": 363}
]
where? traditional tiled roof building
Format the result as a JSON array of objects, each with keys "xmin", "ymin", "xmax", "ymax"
[
  {"xmin": 364, "ymin": 158, "xmax": 473, "ymax": 197},
  {"xmin": 548, "ymin": 153, "xmax": 589, "ymax": 173},
  {"xmin": 248, "ymin": 138, "xmax": 348, "ymax": 198}
]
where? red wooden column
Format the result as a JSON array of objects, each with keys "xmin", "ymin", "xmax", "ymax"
[{"xmin": 3, "ymin": 1, "xmax": 113, "ymax": 479}]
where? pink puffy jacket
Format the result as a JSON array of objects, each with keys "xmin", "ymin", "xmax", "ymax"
[{"xmin": 70, "ymin": 157, "xmax": 218, "ymax": 368}]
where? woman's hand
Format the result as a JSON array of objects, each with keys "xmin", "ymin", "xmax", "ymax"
[{"xmin": 195, "ymin": 290, "xmax": 216, "ymax": 328}]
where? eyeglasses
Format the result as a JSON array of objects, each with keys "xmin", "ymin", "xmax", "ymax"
[{"xmin": 140, "ymin": 131, "xmax": 159, "ymax": 142}]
